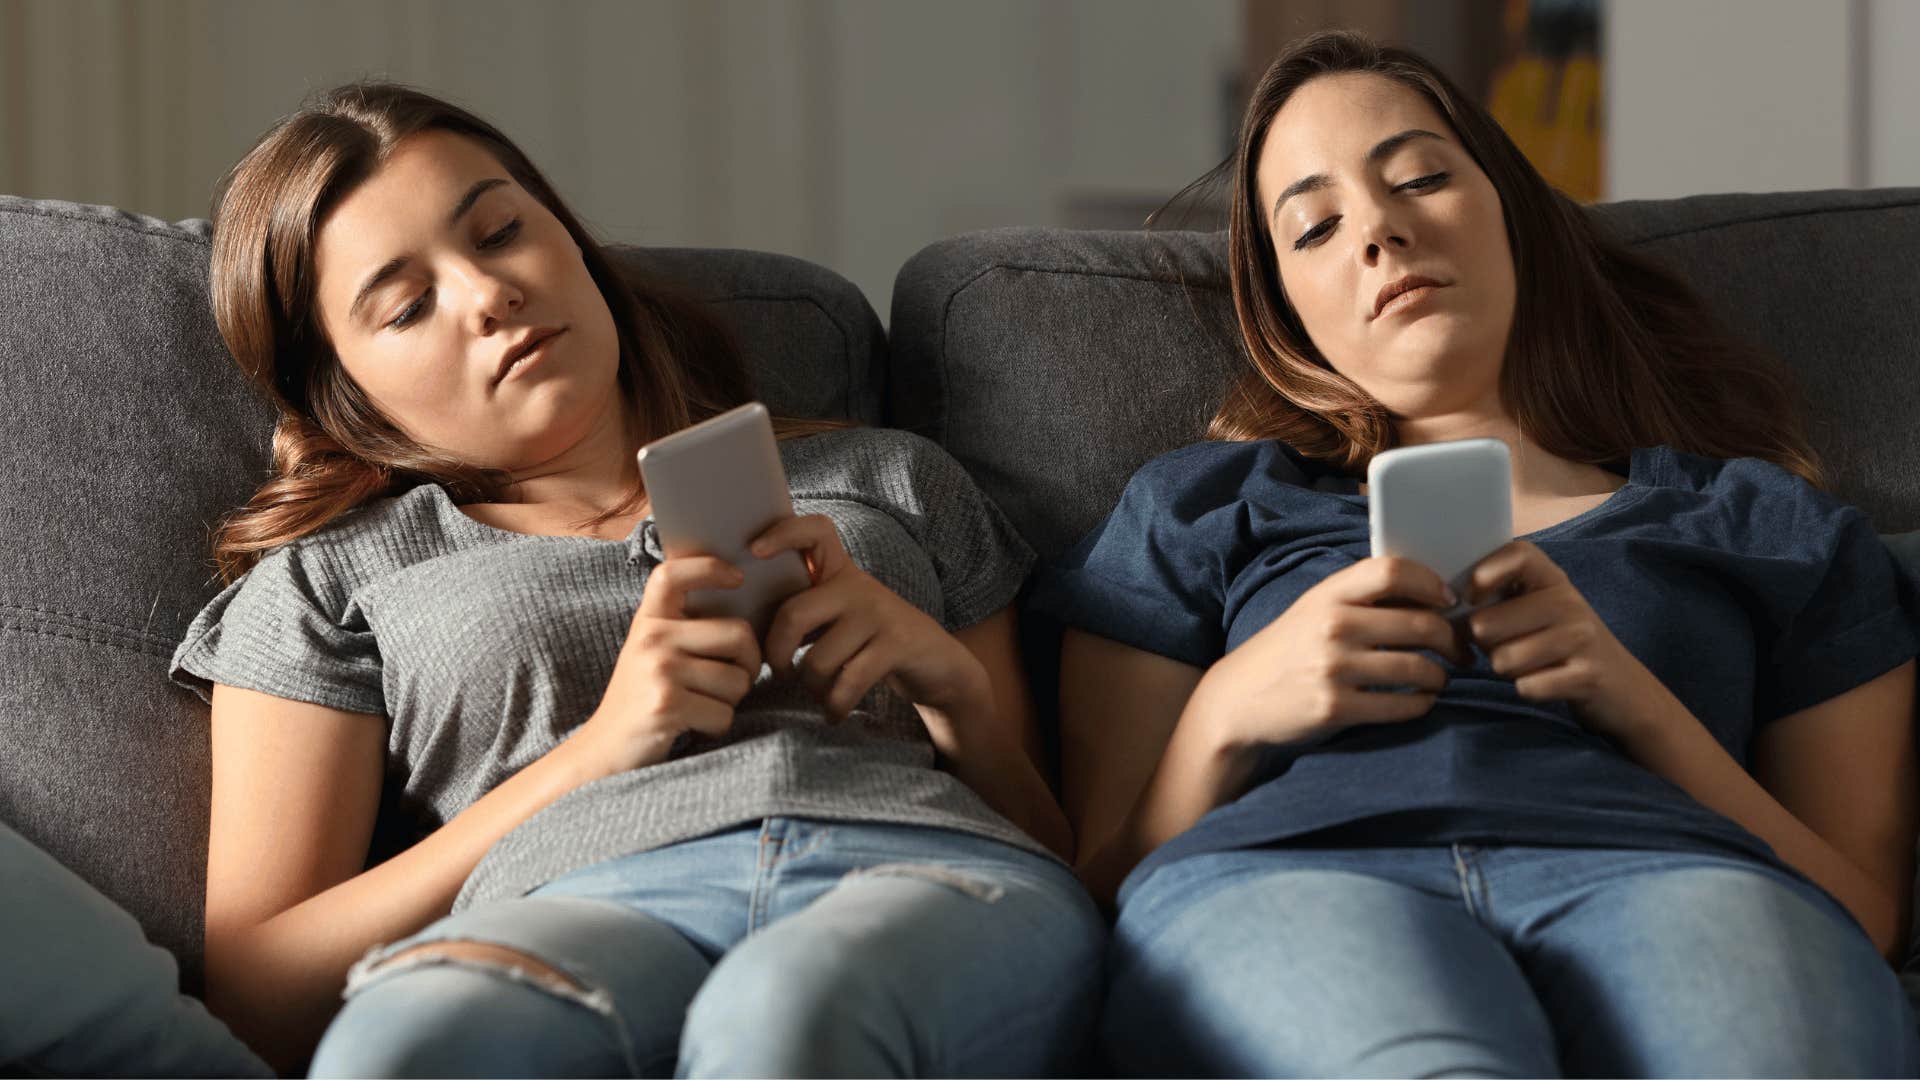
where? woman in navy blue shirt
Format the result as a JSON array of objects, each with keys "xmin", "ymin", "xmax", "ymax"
[{"xmin": 1035, "ymin": 30, "xmax": 1920, "ymax": 1077}]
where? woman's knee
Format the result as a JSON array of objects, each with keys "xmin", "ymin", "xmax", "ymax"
[
  {"xmin": 681, "ymin": 863, "xmax": 1104, "ymax": 1076},
  {"xmin": 679, "ymin": 931, "xmax": 896, "ymax": 1064},
  {"xmin": 1105, "ymin": 868, "xmax": 1559, "ymax": 1077},
  {"xmin": 310, "ymin": 942, "xmax": 639, "ymax": 1078},
  {"xmin": 1530, "ymin": 864, "xmax": 1918, "ymax": 1076}
]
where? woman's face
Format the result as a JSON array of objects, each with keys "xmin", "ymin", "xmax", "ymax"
[
  {"xmin": 312, "ymin": 130, "xmax": 622, "ymax": 471},
  {"xmin": 1257, "ymin": 73, "xmax": 1516, "ymax": 419}
]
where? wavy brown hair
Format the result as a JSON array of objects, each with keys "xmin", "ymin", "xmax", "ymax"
[
  {"xmin": 1212, "ymin": 30, "xmax": 1820, "ymax": 484},
  {"xmin": 208, "ymin": 81, "xmax": 838, "ymax": 582}
]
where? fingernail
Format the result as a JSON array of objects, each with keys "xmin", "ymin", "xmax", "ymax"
[{"xmin": 1442, "ymin": 586, "xmax": 1459, "ymax": 607}]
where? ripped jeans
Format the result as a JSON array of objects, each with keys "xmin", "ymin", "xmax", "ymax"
[{"xmin": 308, "ymin": 818, "xmax": 1106, "ymax": 1078}]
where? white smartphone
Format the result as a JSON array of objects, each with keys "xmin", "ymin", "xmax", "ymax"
[
  {"xmin": 635, "ymin": 402, "xmax": 813, "ymax": 637},
  {"xmin": 1367, "ymin": 438, "xmax": 1513, "ymax": 619}
]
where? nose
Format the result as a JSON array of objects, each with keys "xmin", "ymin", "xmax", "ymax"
[
  {"xmin": 449, "ymin": 260, "xmax": 523, "ymax": 335},
  {"xmin": 1354, "ymin": 207, "xmax": 1413, "ymax": 266}
]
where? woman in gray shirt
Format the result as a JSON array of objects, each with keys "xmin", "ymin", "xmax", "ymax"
[{"xmin": 170, "ymin": 81, "xmax": 1102, "ymax": 1078}]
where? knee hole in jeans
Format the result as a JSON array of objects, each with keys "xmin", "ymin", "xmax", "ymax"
[
  {"xmin": 347, "ymin": 940, "xmax": 606, "ymax": 1012},
  {"xmin": 837, "ymin": 862, "xmax": 1007, "ymax": 903}
]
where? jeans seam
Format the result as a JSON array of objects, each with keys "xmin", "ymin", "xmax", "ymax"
[
  {"xmin": 751, "ymin": 846, "xmax": 775, "ymax": 933},
  {"xmin": 1452, "ymin": 845, "xmax": 1489, "ymax": 925},
  {"xmin": 768, "ymin": 822, "xmax": 834, "ymax": 867}
]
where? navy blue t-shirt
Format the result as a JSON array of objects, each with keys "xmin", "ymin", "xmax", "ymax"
[{"xmin": 1030, "ymin": 440, "xmax": 1920, "ymax": 905}]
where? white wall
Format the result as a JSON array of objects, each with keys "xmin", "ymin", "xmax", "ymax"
[
  {"xmin": 0, "ymin": 0, "xmax": 1240, "ymax": 320},
  {"xmin": 1605, "ymin": 0, "xmax": 1920, "ymax": 200},
  {"xmin": 1867, "ymin": 0, "xmax": 1920, "ymax": 186}
]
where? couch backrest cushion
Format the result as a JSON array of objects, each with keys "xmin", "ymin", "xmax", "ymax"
[
  {"xmin": 0, "ymin": 195, "xmax": 884, "ymax": 983},
  {"xmin": 889, "ymin": 188, "xmax": 1920, "ymax": 562}
]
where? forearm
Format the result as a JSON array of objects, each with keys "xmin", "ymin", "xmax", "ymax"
[
  {"xmin": 1078, "ymin": 682, "xmax": 1258, "ymax": 909},
  {"xmin": 1611, "ymin": 688, "xmax": 1902, "ymax": 958},
  {"xmin": 209, "ymin": 728, "xmax": 661, "ymax": 1070},
  {"xmin": 931, "ymin": 700, "xmax": 1076, "ymax": 861}
]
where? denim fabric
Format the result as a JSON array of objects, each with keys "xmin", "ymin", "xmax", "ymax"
[
  {"xmin": 0, "ymin": 822, "xmax": 270, "ymax": 1077},
  {"xmin": 1103, "ymin": 843, "xmax": 1917, "ymax": 1078},
  {"xmin": 309, "ymin": 818, "xmax": 1104, "ymax": 1078}
]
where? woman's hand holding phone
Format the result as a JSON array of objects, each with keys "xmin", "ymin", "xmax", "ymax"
[
  {"xmin": 570, "ymin": 555, "xmax": 764, "ymax": 779},
  {"xmin": 751, "ymin": 514, "xmax": 989, "ymax": 755},
  {"xmin": 1194, "ymin": 556, "xmax": 1466, "ymax": 753},
  {"xmin": 1461, "ymin": 539, "xmax": 1666, "ymax": 741}
]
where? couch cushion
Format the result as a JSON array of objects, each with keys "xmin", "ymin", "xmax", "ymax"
[
  {"xmin": 0, "ymin": 195, "xmax": 885, "ymax": 985},
  {"xmin": 889, "ymin": 188, "xmax": 1920, "ymax": 561}
]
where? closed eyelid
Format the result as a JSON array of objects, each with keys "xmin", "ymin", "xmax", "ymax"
[{"xmin": 379, "ymin": 220, "xmax": 519, "ymax": 327}]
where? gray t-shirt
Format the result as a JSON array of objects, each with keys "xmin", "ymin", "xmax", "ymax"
[{"xmin": 170, "ymin": 427, "xmax": 1048, "ymax": 910}]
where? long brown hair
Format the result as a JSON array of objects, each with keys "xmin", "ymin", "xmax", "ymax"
[
  {"xmin": 1213, "ymin": 30, "xmax": 1820, "ymax": 483},
  {"xmin": 207, "ymin": 81, "xmax": 836, "ymax": 582}
]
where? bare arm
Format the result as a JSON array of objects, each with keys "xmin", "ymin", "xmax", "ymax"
[
  {"xmin": 1061, "ymin": 559, "xmax": 1461, "ymax": 909},
  {"xmin": 1461, "ymin": 540, "xmax": 1917, "ymax": 960},
  {"xmin": 1060, "ymin": 630, "xmax": 1219, "ymax": 907},
  {"xmin": 204, "ymin": 685, "xmax": 624, "ymax": 1073},
  {"xmin": 942, "ymin": 606, "xmax": 1074, "ymax": 860},
  {"xmin": 1612, "ymin": 660, "xmax": 1918, "ymax": 960},
  {"xmin": 204, "ymin": 556, "xmax": 764, "ymax": 1072},
  {"xmin": 752, "ymin": 516, "xmax": 1073, "ymax": 861}
]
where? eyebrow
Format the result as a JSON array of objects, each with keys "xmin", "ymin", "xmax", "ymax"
[
  {"xmin": 347, "ymin": 177, "xmax": 511, "ymax": 323},
  {"xmin": 1270, "ymin": 128, "xmax": 1446, "ymax": 224}
]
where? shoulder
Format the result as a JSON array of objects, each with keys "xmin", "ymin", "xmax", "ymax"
[
  {"xmin": 1641, "ymin": 447, "xmax": 1876, "ymax": 570},
  {"xmin": 239, "ymin": 485, "xmax": 470, "ymax": 610},
  {"xmin": 1121, "ymin": 438, "xmax": 1319, "ymax": 511},
  {"xmin": 1654, "ymin": 447, "xmax": 1852, "ymax": 521},
  {"xmin": 781, "ymin": 426, "xmax": 979, "ymax": 503}
]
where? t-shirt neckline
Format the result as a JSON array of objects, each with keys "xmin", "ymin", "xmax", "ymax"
[
  {"xmin": 1316, "ymin": 445, "xmax": 1663, "ymax": 542},
  {"xmin": 413, "ymin": 483, "xmax": 653, "ymax": 546}
]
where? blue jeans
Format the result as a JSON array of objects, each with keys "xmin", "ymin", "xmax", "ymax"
[
  {"xmin": 1104, "ymin": 843, "xmax": 1918, "ymax": 1077},
  {"xmin": 310, "ymin": 818, "xmax": 1105, "ymax": 1078},
  {"xmin": 0, "ymin": 821, "xmax": 271, "ymax": 1077}
]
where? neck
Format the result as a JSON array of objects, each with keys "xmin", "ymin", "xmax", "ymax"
[
  {"xmin": 500, "ymin": 398, "xmax": 644, "ymax": 519},
  {"xmin": 1391, "ymin": 407, "xmax": 1618, "ymax": 501}
]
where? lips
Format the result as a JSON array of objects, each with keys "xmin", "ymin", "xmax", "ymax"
[
  {"xmin": 1372, "ymin": 275, "xmax": 1446, "ymax": 319},
  {"xmin": 494, "ymin": 326, "xmax": 565, "ymax": 385}
]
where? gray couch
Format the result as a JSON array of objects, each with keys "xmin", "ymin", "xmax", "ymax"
[{"xmin": 3, "ymin": 186, "xmax": 1918, "ymax": 1032}]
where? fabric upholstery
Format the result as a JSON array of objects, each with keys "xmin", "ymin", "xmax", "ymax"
[{"xmin": 0, "ymin": 195, "xmax": 885, "ymax": 984}]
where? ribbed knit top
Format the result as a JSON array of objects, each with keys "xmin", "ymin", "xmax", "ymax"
[{"xmin": 171, "ymin": 427, "xmax": 1049, "ymax": 909}]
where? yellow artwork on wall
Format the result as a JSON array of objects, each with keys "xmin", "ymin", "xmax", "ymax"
[{"xmin": 1486, "ymin": 0, "xmax": 1603, "ymax": 202}]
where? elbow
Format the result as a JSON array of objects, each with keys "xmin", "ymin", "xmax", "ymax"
[
  {"xmin": 1869, "ymin": 909, "xmax": 1908, "ymax": 967},
  {"xmin": 199, "ymin": 921, "xmax": 250, "ymax": 1027},
  {"xmin": 202, "ymin": 923, "xmax": 314, "ymax": 1077},
  {"xmin": 1872, "ymin": 923, "xmax": 1906, "ymax": 967},
  {"xmin": 1070, "ymin": 841, "xmax": 1124, "ymax": 917},
  {"xmin": 1843, "ymin": 884, "xmax": 1907, "ymax": 966}
]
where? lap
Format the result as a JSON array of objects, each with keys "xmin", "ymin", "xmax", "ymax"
[
  {"xmin": 312, "ymin": 896, "xmax": 713, "ymax": 1078},
  {"xmin": 315, "ymin": 820, "xmax": 1104, "ymax": 1077},
  {"xmin": 1488, "ymin": 848, "xmax": 1920, "ymax": 1076},
  {"xmin": 683, "ymin": 822, "xmax": 1107, "ymax": 1076},
  {"xmin": 1106, "ymin": 851, "xmax": 1559, "ymax": 1077},
  {"xmin": 1110, "ymin": 844, "xmax": 1920, "ymax": 1078}
]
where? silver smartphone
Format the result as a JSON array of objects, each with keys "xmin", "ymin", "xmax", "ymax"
[
  {"xmin": 635, "ymin": 402, "xmax": 813, "ymax": 637},
  {"xmin": 1367, "ymin": 438, "xmax": 1513, "ymax": 619}
]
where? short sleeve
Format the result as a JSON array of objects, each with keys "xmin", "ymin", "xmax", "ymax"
[
  {"xmin": 797, "ymin": 428, "xmax": 1037, "ymax": 632},
  {"xmin": 168, "ymin": 543, "xmax": 385, "ymax": 716},
  {"xmin": 885, "ymin": 431, "xmax": 1037, "ymax": 630},
  {"xmin": 1756, "ymin": 494, "xmax": 1920, "ymax": 722},
  {"xmin": 1027, "ymin": 444, "xmax": 1245, "ymax": 668}
]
